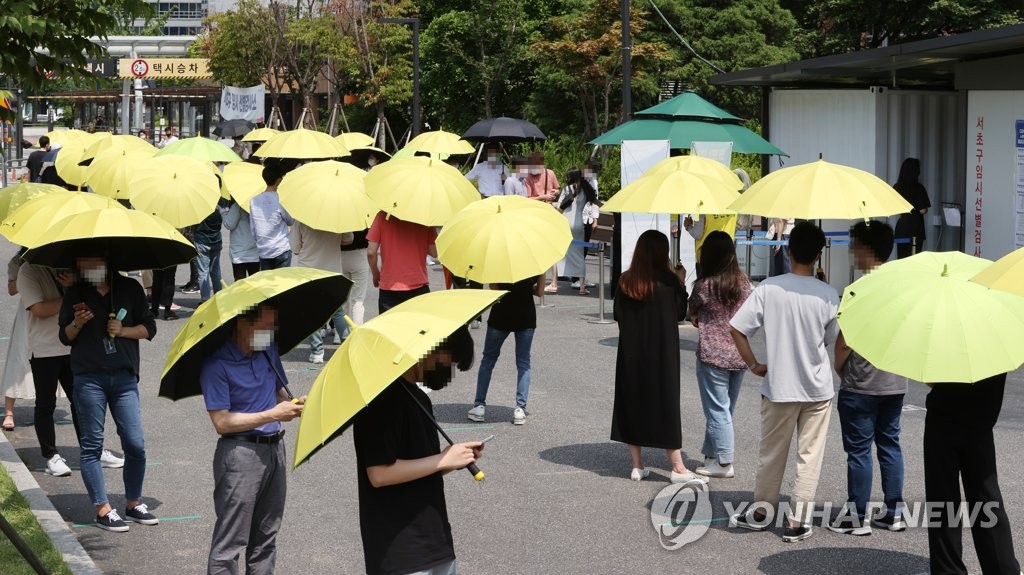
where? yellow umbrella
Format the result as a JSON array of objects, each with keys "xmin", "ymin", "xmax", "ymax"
[
  {"xmin": 293, "ymin": 289, "xmax": 505, "ymax": 469},
  {"xmin": 436, "ymin": 195, "xmax": 572, "ymax": 283},
  {"xmin": 404, "ymin": 130, "xmax": 475, "ymax": 155},
  {"xmin": 837, "ymin": 251, "xmax": 1024, "ymax": 383},
  {"xmin": 364, "ymin": 157, "xmax": 480, "ymax": 226},
  {"xmin": 222, "ymin": 162, "xmax": 266, "ymax": 211},
  {"xmin": 85, "ymin": 147, "xmax": 158, "ymax": 199},
  {"xmin": 44, "ymin": 129, "xmax": 88, "ymax": 147},
  {"xmin": 160, "ymin": 268, "xmax": 353, "ymax": 400},
  {"xmin": 129, "ymin": 156, "xmax": 221, "ymax": 228},
  {"xmin": 278, "ymin": 161, "xmax": 377, "ymax": 233},
  {"xmin": 21, "ymin": 207, "xmax": 196, "ymax": 271},
  {"xmin": 970, "ymin": 247, "xmax": 1024, "ymax": 296},
  {"xmin": 726, "ymin": 158, "xmax": 913, "ymax": 219},
  {"xmin": 0, "ymin": 192, "xmax": 123, "ymax": 247},
  {"xmin": 241, "ymin": 127, "xmax": 280, "ymax": 142},
  {"xmin": 156, "ymin": 136, "xmax": 242, "ymax": 163},
  {"xmin": 600, "ymin": 170, "xmax": 741, "ymax": 215},
  {"xmin": 0, "ymin": 183, "xmax": 65, "ymax": 221},
  {"xmin": 84, "ymin": 134, "xmax": 155, "ymax": 159},
  {"xmin": 645, "ymin": 156, "xmax": 744, "ymax": 189},
  {"xmin": 55, "ymin": 132, "xmax": 111, "ymax": 187},
  {"xmin": 335, "ymin": 132, "xmax": 374, "ymax": 150},
  {"xmin": 253, "ymin": 128, "xmax": 349, "ymax": 160}
]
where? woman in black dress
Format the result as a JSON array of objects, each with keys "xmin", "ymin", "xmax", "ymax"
[
  {"xmin": 611, "ymin": 230, "xmax": 706, "ymax": 485},
  {"xmin": 893, "ymin": 158, "xmax": 931, "ymax": 259}
]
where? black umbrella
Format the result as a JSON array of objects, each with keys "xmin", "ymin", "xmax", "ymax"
[
  {"xmin": 462, "ymin": 117, "xmax": 546, "ymax": 143},
  {"xmin": 213, "ymin": 119, "xmax": 255, "ymax": 139}
]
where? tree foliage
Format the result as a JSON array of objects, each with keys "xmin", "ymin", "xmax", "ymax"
[{"xmin": 192, "ymin": 0, "xmax": 275, "ymax": 88}]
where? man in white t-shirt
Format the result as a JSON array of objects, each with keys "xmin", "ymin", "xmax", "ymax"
[
  {"xmin": 728, "ymin": 221, "xmax": 839, "ymax": 543},
  {"xmin": 465, "ymin": 144, "xmax": 508, "ymax": 198}
]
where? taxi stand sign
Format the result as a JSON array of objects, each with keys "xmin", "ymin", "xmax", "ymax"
[{"xmin": 118, "ymin": 58, "xmax": 211, "ymax": 79}]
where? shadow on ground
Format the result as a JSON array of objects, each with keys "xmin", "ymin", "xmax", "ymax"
[{"xmin": 757, "ymin": 548, "xmax": 928, "ymax": 575}]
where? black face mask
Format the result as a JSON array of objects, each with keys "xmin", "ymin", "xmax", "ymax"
[{"xmin": 423, "ymin": 363, "xmax": 453, "ymax": 391}]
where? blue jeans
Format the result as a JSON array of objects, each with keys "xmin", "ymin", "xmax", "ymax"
[
  {"xmin": 770, "ymin": 235, "xmax": 791, "ymax": 276},
  {"xmin": 474, "ymin": 327, "xmax": 534, "ymax": 409},
  {"xmin": 197, "ymin": 242, "xmax": 223, "ymax": 301},
  {"xmin": 308, "ymin": 305, "xmax": 347, "ymax": 355},
  {"xmin": 837, "ymin": 389, "xmax": 905, "ymax": 518},
  {"xmin": 73, "ymin": 371, "xmax": 147, "ymax": 506},
  {"xmin": 260, "ymin": 251, "xmax": 291, "ymax": 271},
  {"xmin": 695, "ymin": 358, "xmax": 744, "ymax": 465}
]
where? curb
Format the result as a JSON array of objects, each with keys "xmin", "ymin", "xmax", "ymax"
[{"xmin": 0, "ymin": 432, "xmax": 101, "ymax": 575}]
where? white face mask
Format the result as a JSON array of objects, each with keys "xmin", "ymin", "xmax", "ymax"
[
  {"xmin": 487, "ymin": 155, "xmax": 498, "ymax": 164},
  {"xmin": 82, "ymin": 266, "xmax": 107, "ymax": 286},
  {"xmin": 529, "ymin": 167, "xmax": 542, "ymax": 176},
  {"xmin": 367, "ymin": 157, "xmax": 378, "ymax": 167},
  {"xmin": 250, "ymin": 329, "xmax": 275, "ymax": 352},
  {"xmin": 516, "ymin": 167, "xmax": 529, "ymax": 176}
]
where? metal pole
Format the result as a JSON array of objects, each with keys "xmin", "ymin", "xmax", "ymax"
[
  {"xmin": 0, "ymin": 512, "xmax": 49, "ymax": 574},
  {"xmin": 412, "ymin": 19, "xmax": 420, "ymax": 138},
  {"xmin": 620, "ymin": 0, "xmax": 631, "ymax": 121},
  {"xmin": 589, "ymin": 242, "xmax": 614, "ymax": 324},
  {"xmin": 745, "ymin": 228, "xmax": 752, "ymax": 278},
  {"xmin": 14, "ymin": 89, "xmax": 24, "ymax": 160},
  {"xmin": 121, "ymin": 78, "xmax": 131, "ymax": 135}
]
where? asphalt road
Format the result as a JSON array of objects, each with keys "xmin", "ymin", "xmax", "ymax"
[{"xmin": 3, "ymin": 244, "xmax": 1023, "ymax": 574}]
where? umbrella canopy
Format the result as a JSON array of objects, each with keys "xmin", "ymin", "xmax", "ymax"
[
  {"xmin": 436, "ymin": 195, "xmax": 571, "ymax": 283},
  {"xmin": 461, "ymin": 117, "xmax": 546, "ymax": 143},
  {"xmin": 635, "ymin": 91, "xmax": 743, "ymax": 121},
  {"xmin": 129, "ymin": 156, "xmax": 222, "ymax": 228},
  {"xmin": 0, "ymin": 183, "xmax": 65, "ymax": 222},
  {"xmin": 278, "ymin": 161, "xmax": 377, "ymax": 233},
  {"xmin": 85, "ymin": 147, "xmax": 158, "ymax": 199},
  {"xmin": 364, "ymin": 157, "xmax": 480, "ymax": 226},
  {"xmin": 601, "ymin": 171, "xmax": 741, "ymax": 215},
  {"xmin": 156, "ymin": 137, "xmax": 242, "ymax": 163},
  {"xmin": 44, "ymin": 129, "xmax": 88, "ymax": 147},
  {"xmin": 404, "ymin": 130, "xmax": 475, "ymax": 155},
  {"xmin": 254, "ymin": 128, "xmax": 349, "ymax": 160},
  {"xmin": 727, "ymin": 159, "xmax": 913, "ymax": 219},
  {"xmin": 0, "ymin": 192, "xmax": 123, "ymax": 247},
  {"xmin": 293, "ymin": 289, "xmax": 505, "ymax": 468},
  {"xmin": 970, "ymin": 247, "xmax": 1024, "ymax": 296},
  {"xmin": 644, "ymin": 155, "xmax": 744, "ymax": 189},
  {"xmin": 241, "ymin": 127, "xmax": 281, "ymax": 143},
  {"xmin": 213, "ymin": 119, "xmax": 254, "ymax": 139},
  {"xmin": 159, "ymin": 268, "xmax": 353, "ymax": 400},
  {"xmin": 22, "ymin": 207, "xmax": 196, "ymax": 271},
  {"xmin": 837, "ymin": 251, "xmax": 1024, "ymax": 383},
  {"xmin": 335, "ymin": 132, "xmax": 374, "ymax": 150},
  {"xmin": 55, "ymin": 132, "xmax": 111, "ymax": 186},
  {"xmin": 590, "ymin": 119, "xmax": 785, "ymax": 155},
  {"xmin": 222, "ymin": 162, "xmax": 266, "ymax": 211},
  {"xmin": 83, "ymin": 134, "xmax": 154, "ymax": 161}
]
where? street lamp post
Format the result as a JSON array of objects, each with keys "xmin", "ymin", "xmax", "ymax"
[{"xmin": 380, "ymin": 17, "xmax": 421, "ymax": 138}]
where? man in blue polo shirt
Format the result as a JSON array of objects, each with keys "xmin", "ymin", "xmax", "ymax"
[{"xmin": 200, "ymin": 303, "xmax": 304, "ymax": 575}]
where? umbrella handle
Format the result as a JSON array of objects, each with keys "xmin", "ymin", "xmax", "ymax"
[{"xmin": 399, "ymin": 382, "xmax": 485, "ymax": 482}]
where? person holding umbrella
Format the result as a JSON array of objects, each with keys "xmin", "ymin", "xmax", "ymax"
[
  {"xmin": 464, "ymin": 144, "xmax": 508, "ymax": 198},
  {"xmin": 250, "ymin": 164, "xmax": 295, "ymax": 271},
  {"xmin": 201, "ymin": 303, "xmax": 305, "ymax": 575},
  {"xmin": 58, "ymin": 243, "xmax": 159, "ymax": 532}
]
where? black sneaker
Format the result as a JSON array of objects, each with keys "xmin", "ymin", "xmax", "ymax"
[
  {"xmin": 163, "ymin": 310, "xmax": 180, "ymax": 321},
  {"xmin": 180, "ymin": 284, "xmax": 199, "ymax": 294},
  {"xmin": 125, "ymin": 503, "xmax": 159, "ymax": 525},
  {"xmin": 871, "ymin": 514, "xmax": 907, "ymax": 532},
  {"xmin": 96, "ymin": 509, "xmax": 130, "ymax": 532},
  {"xmin": 731, "ymin": 510, "xmax": 770, "ymax": 532},
  {"xmin": 782, "ymin": 524, "xmax": 813, "ymax": 542},
  {"xmin": 828, "ymin": 515, "xmax": 872, "ymax": 536}
]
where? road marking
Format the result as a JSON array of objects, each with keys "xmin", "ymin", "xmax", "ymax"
[
  {"xmin": 72, "ymin": 515, "xmax": 202, "ymax": 528},
  {"xmin": 902, "ymin": 404, "xmax": 926, "ymax": 412},
  {"xmin": 535, "ymin": 469, "xmax": 613, "ymax": 476}
]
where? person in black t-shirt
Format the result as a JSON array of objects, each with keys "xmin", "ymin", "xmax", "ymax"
[
  {"xmin": 26, "ymin": 136, "xmax": 50, "ymax": 182},
  {"xmin": 352, "ymin": 326, "xmax": 483, "ymax": 575}
]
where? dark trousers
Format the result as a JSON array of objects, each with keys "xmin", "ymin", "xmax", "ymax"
[
  {"xmin": 151, "ymin": 267, "xmax": 176, "ymax": 313},
  {"xmin": 30, "ymin": 355, "xmax": 79, "ymax": 459},
  {"xmin": 378, "ymin": 284, "xmax": 430, "ymax": 314},
  {"xmin": 924, "ymin": 374, "xmax": 1020, "ymax": 575},
  {"xmin": 188, "ymin": 257, "xmax": 200, "ymax": 287},
  {"xmin": 232, "ymin": 262, "xmax": 260, "ymax": 282},
  {"xmin": 259, "ymin": 251, "xmax": 291, "ymax": 271}
]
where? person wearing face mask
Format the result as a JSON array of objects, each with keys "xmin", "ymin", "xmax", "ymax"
[
  {"xmin": 523, "ymin": 151, "xmax": 562, "ymax": 293},
  {"xmin": 58, "ymin": 244, "xmax": 159, "ymax": 533},
  {"xmin": 503, "ymin": 156, "xmax": 529, "ymax": 197},
  {"xmin": 199, "ymin": 303, "xmax": 305, "ymax": 575},
  {"xmin": 464, "ymin": 144, "xmax": 508, "ymax": 198},
  {"xmin": 352, "ymin": 325, "xmax": 482, "ymax": 575}
]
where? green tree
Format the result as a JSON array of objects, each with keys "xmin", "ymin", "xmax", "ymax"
[
  {"xmin": 283, "ymin": 2, "xmax": 358, "ymax": 124},
  {"xmin": 192, "ymin": 0, "xmax": 275, "ymax": 88},
  {"xmin": 0, "ymin": 0, "xmax": 152, "ymax": 121}
]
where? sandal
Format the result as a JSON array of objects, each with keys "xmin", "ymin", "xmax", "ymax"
[
  {"xmin": 578, "ymin": 289, "xmax": 590, "ymax": 296},
  {"xmin": 2, "ymin": 414, "xmax": 14, "ymax": 431},
  {"xmin": 544, "ymin": 286, "xmax": 558, "ymax": 294}
]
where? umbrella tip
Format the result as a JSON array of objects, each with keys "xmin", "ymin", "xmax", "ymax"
[
  {"xmin": 941, "ymin": 263, "xmax": 949, "ymax": 277},
  {"xmin": 818, "ymin": 153, "xmax": 823, "ymax": 160}
]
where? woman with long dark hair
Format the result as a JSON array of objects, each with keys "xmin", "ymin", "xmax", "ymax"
[
  {"xmin": 893, "ymin": 158, "xmax": 930, "ymax": 259},
  {"xmin": 688, "ymin": 231, "xmax": 752, "ymax": 479},
  {"xmin": 557, "ymin": 167, "xmax": 600, "ymax": 294},
  {"xmin": 611, "ymin": 230, "xmax": 706, "ymax": 484}
]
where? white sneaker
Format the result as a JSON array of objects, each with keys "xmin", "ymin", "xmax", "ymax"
[
  {"xmin": 630, "ymin": 468, "xmax": 650, "ymax": 481},
  {"xmin": 309, "ymin": 351, "xmax": 324, "ymax": 364},
  {"xmin": 695, "ymin": 460, "xmax": 735, "ymax": 478},
  {"xmin": 467, "ymin": 405, "xmax": 485, "ymax": 422},
  {"xmin": 570, "ymin": 280, "xmax": 581, "ymax": 289},
  {"xmin": 670, "ymin": 470, "xmax": 710, "ymax": 485},
  {"xmin": 46, "ymin": 454, "xmax": 72, "ymax": 477},
  {"xmin": 100, "ymin": 450, "xmax": 125, "ymax": 469},
  {"xmin": 333, "ymin": 332, "xmax": 342, "ymax": 344},
  {"xmin": 512, "ymin": 407, "xmax": 526, "ymax": 425}
]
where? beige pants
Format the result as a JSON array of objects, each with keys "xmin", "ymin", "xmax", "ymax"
[{"xmin": 753, "ymin": 397, "xmax": 832, "ymax": 523}]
